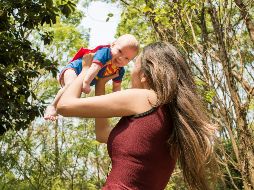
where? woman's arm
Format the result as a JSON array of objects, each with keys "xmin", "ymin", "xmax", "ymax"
[
  {"xmin": 57, "ymin": 78, "xmax": 153, "ymax": 118},
  {"xmin": 56, "ymin": 75, "xmax": 155, "ymax": 119},
  {"xmin": 94, "ymin": 76, "xmax": 117, "ymax": 143}
]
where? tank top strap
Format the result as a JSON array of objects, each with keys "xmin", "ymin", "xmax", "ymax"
[{"xmin": 131, "ymin": 107, "xmax": 157, "ymax": 118}]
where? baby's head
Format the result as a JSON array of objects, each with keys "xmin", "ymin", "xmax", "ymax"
[{"xmin": 110, "ymin": 34, "xmax": 139, "ymax": 67}]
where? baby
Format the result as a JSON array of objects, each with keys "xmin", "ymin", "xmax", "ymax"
[{"xmin": 44, "ymin": 34, "xmax": 139, "ymax": 121}]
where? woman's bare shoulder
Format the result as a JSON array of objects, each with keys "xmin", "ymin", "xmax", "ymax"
[
  {"xmin": 120, "ymin": 88, "xmax": 156, "ymax": 99},
  {"xmin": 119, "ymin": 88, "xmax": 157, "ymax": 110}
]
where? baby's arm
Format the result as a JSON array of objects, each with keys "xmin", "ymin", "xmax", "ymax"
[
  {"xmin": 82, "ymin": 63, "xmax": 101, "ymax": 93},
  {"xmin": 82, "ymin": 47, "xmax": 111, "ymax": 93}
]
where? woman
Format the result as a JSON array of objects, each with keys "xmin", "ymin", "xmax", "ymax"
[{"xmin": 57, "ymin": 42, "xmax": 216, "ymax": 190}]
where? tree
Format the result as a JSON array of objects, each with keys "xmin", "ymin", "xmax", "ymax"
[{"xmin": 0, "ymin": 0, "xmax": 77, "ymax": 134}]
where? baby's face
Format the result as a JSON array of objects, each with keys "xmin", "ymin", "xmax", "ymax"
[{"xmin": 111, "ymin": 42, "xmax": 137, "ymax": 67}]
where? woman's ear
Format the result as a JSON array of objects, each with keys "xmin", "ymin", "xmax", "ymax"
[
  {"xmin": 140, "ymin": 72, "xmax": 151, "ymax": 89},
  {"xmin": 140, "ymin": 72, "xmax": 147, "ymax": 83}
]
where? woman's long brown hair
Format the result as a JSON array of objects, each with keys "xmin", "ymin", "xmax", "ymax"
[{"xmin": 141, "ymin": 42, "xmax": 216, "ymax": 190}]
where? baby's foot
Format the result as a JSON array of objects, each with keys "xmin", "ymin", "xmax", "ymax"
[{"xmin": 44, "ymin": 105, "xmax": 58, "ymax": 121}]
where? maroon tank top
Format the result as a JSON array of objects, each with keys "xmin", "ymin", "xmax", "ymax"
[{"xmin": 102, "ymin": 106, "xmax": 177, "ymax": 190}]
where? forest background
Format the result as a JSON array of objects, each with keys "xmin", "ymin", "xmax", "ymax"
[{"xmin": 0, "ymin": 0, "xmax": 253, "ymax": 189}]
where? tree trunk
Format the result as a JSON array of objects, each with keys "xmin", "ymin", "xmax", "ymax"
[{"xmin": 54, "ymin": 120, "xmax": 59, "ymax": 175}]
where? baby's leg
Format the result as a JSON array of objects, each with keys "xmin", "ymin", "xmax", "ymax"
[
  {"xmin": 44, "ymin": 69, "xmax": 77, "ymax": 121},
  {"xmin": 61, "ymin": 69, "xmax": 78, "ymax": 86}
]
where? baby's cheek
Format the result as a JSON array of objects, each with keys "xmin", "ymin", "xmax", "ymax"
[{"xmin": 112, "ymin": 54, "xmax": 117, "ymax": 59}]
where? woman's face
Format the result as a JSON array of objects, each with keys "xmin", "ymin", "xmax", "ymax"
[{"xmin": 131, "ymin": 54, "xmax": 143, "ymax": 88}]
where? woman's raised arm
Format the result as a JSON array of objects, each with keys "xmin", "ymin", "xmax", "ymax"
[{"xmin": 93, "ymin": 75, "xmax": 117, "ymax": 143}]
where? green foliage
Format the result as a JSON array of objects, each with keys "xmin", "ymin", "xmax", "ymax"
[
  {"xmin": 38, "ymin": 78, "xmax": 59, "ymax": 102},
  {"xmin": 0, "ymin": 117, "xmax": 111, "ymax": 189},
  {"xmin": 196, "ymin": 78, "xmax": 216, "ymax": 103},
  {"xmin": 164, "ymin": 167, "xmax": 187, "ymax": 190},
  {"xmin": 106, "ymin": 12, "xmax": 114, "ymax": 22},
  {"xmin": 115, "ymin": 0, "xmax": 156, "ymax": 47},
  {"xmin": 249, "ymin": 98, "xmax": 254, "ymax": 111},
  {"xmin": 0, "ymin": 0, "xmax": 79, "ymax": 134},
  {"xmin": 216, "ymin": 140, "xmax": 243, "ymax": 189}
]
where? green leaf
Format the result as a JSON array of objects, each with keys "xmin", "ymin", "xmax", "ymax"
[
  {"xmin": 143, "ymin": 6, "xmax": 152, "ymax": 13},
  {"xmin": 108, "ymin": 13, "xmax": 114, "ymax": 17},
  {"xmin": 19, "ymin": 95, "xmax": 25, "ymax": 103},
  {"xmin": 204, "ymin": 90, "xmax": 216, "ymax": 103},
  {"xmin": 249, "ymin": 99, "xmax": 254, "ymax": 110}
]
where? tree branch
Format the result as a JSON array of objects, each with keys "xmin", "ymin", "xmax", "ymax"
[{"xmin": 234, "ymin": 0, "xmax": 254, "ymax": 44}]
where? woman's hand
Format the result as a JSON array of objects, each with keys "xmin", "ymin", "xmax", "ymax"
[
  {"xmin": 95, "ymin": 72, "xmax": 119, "ymax": 96},
  {"xmin": 97, "ymin": 72, "xmax": 119, "ymax": 86}
]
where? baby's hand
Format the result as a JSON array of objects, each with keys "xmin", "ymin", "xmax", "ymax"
[{"xmin": 82, "ymin": 81, "xmax": 91, "ymax": 94}]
